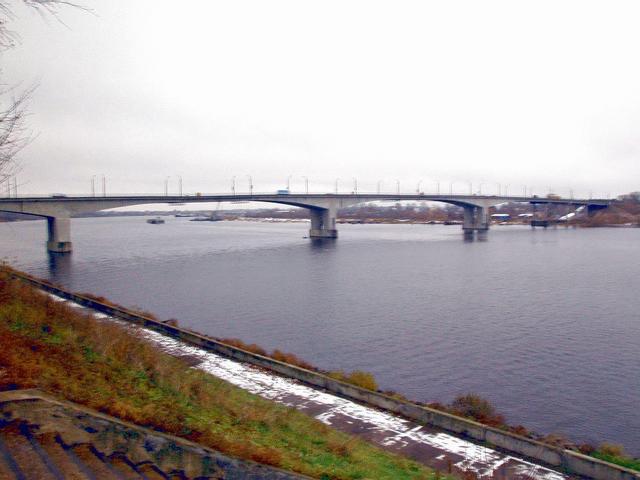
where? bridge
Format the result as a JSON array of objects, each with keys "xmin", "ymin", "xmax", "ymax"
[{"xmin": 0, "ymin": 193, "xmax": 612, "ymax": 252}]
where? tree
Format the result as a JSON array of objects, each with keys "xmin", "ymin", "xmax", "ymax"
[{"xmin": 0, "ymin": 1, "xmax": 80, "ymax": 189}]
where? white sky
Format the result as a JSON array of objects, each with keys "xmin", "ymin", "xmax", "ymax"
[{"xmin": 3, "ymin": 0, "xmax": 640, "ymax": 198}]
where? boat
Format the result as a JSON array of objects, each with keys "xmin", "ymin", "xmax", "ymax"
[{"xmin": 146, "ymin": 217, "xmax": 165, "ymax": 224}]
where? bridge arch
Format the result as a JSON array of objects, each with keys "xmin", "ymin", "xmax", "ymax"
[{"xmin": 0, "ymin": 194, "xmax": 610, "ymax": 252}]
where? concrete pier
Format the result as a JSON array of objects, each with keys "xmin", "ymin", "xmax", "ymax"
[
  {"xmin": 46, "ymin": 216, "xmax": 72, "ymax": 253},
  {"xmin": 309, "ymin": 207, "xmax": 338, "ymax": 238},
  {"xmin": 462, "ymin": 205, "xmax": 489, "ymax": 237}
]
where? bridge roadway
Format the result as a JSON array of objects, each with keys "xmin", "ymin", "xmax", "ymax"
[{"xmin": 0, "ymin": 193, "xmax": 611, "ymax": 252}]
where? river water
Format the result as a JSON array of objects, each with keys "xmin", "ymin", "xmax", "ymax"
[{"xmin": 1, "ymin": 217, "xmax": 638, "ymax": 454}]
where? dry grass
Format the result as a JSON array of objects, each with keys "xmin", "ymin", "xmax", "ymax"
[
  {"xmin": 327, "ymin": 370, "xmax": 378, "ymax": 391},
  {"xmin": 449, "ymin": 394, "xmax": 505, "ymax": 428},
  {"xmin": 0, "ymin": 273, "xmax": 440, "ymax": 480},
  {"xmin": 217, "ymin": 337, "xmax": 380, "ymax": 392}
]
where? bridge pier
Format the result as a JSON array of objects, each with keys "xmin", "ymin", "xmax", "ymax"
[
  {"xmin": 462, "ymin": 205, "xmax": 489, "ymax": 237},
  {"xmin": 309, "ymin": 208, "xmax": 338, "ymax": 238},
  {"xmin": 46, "ymin": 217, "xmax": 72, "ymax": 253}
]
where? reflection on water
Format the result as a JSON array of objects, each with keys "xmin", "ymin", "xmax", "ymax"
[
  {"xmin": 47, "ymin": 252, "xmax": 72, "ymax": 280},
  {"xmin": 309, "ymin": 238, "xmax": 338, "ymax": 251},
  {"xmin": 1, "ymin": 217, "xmax": 639, "ymax": 454}
]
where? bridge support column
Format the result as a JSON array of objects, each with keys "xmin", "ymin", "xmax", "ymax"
[
  {"xmin": 46, "ymin": 217, "xmax": 72, "ymax": 253},
  {"xmin": 462, "ymin": 205, "xmax": 489, "ymax": 236},
  {"xmin": 309, "ymin": 208, "xmax": 338, "ymax": 238}
]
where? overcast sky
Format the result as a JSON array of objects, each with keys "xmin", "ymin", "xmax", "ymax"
[{"xmin": 4, "ymin": 0, "xmax": 640, "ymax": 198}]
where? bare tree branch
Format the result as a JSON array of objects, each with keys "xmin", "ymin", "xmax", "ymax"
[
  {"xmin": 0, "ymin": 1, "xmax": 83, "ymax": 184},
  {"xmin": 0, "ymin": 84, "xmax": 37, "ymax": 184}
]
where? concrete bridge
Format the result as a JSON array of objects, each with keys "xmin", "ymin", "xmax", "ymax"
[{"xmin": 0, "ymin": 193, "xmax": 611, "ymax": 252}]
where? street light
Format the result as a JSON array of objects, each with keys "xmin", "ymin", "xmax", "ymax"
[
  {"xmin": 478, "ymin": 182, "xmax": 484, "ymax": 195},
  {"xmin": 468, "ymin": 182, "xmax": 473, "ymax": 195},
  {"xmin": 353, "ymin": 177, "xmax": 358, "ymax": 194},
  {"xmin": 247, "ymin": 175, "xmax": 253, "ymax": 195},
  {"xmin": 177, "ymin": 175, "xmax": 183, "ymax": 196},
  {"xmin": 231, "ymin": 176, "xmax": 236, "ymax": 195},
  {"xmin": 303, "ymin": 176, "xmax": 309, "ymax": 194},
  {"xmin": 435, "ymin": 180, "xmax": 440, "ymax": 195},
  {"xmin": 377, "ymin": 180, "xmax": 383, "ymax": 194},
  {"xmin": 101, "ymin": 174, "xmax": 106, "ymax": 197},
  {"xmin": 416, "ymin": 180, "xmax": 422, "ymax": 194},
  {"xmin": 286, "ymin": 175, "xmax": 292, "ymax": 191},
  {"xmin": 164, "ymin": 176, "xmax": 170, "ymax": 196},
  {"xmin": 335, "ymin": 178, "xmax": 339, "ymax": 194},
  {"xmin": 396, "ymin": 179, "xmax": 400, "ymax": 195},
  {"xmin": 504, "ymin": 184, "xmax": 509, "ymax": 197},
  {"xmin": 91, "ymin": 175, "xmax": 96, "ymax": 196}
]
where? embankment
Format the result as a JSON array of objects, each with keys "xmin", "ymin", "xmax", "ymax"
[
  {"xmin": 0, "ymin": 270, "xmax": 441, "ymax": 480},
  {"xmin": 7, "ymin": 268, "xmax": 640, "ymax": 480}
]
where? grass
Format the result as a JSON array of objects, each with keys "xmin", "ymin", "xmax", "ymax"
[
  {"xmin": 591, "ymin": 443, "xmax": 640, "ymax": 472},
  {"xmin": 592, "ymin": 452, "xmax": 640, "ymax": 472},
  {"xmin": 0, "ymin": 273, "xmax": 442, "ymax": 479},
  {"xmin": 216, "ymin": 338, "xmax": 379, "ymax": 391}
]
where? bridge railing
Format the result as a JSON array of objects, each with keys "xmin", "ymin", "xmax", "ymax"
[{"xmin": 0, "ymin": 192, "xmax": 612, "ymax": 204}]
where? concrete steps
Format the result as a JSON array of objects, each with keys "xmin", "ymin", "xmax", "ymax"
[
  {"xmin": 0, "ymin": 390, "xmax": 308, "ymax": 480},
  {"xmin": 0, "ymin": 420, "xmax": 175, "ymax": 479}
]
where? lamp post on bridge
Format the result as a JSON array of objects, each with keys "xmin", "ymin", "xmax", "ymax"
[
  {"xmin": 353, "ymin": 177, "xmax": 358, "ymax": 194},
  {"xmin": 468, "ymin": 182, "xmax": 473, "ymax": 195},
  {"xmin": 231, "ymin": 176, "xmax": 236, "ymax": 195},
  {"xmin": 435, "ymin": 180, "xmax": 440, "ymax": 195},
  {"xmin": 91, "ymin": 175, "xmax": 96, "ymax": 197},
  {"xmin": 247, "ymin": 175, "xmax": 253, "ymax": 195},
  {"xmin": 377, "ymin": 180, "xmax": 383, "ymax": 194},
  {"xmin": 177, "ymin": 175, "xmax": 183, "ymax": 196},
  {"xmin": 101, "ymin": 175, "xmax": 106, "ymax": 197},
  {"xmin": 416, "ymin": 180, "xmax": 422, "ymax": 194},
  {"xmin": 303, "ymin": 176, "xmax": 309, "ymax": 194},
  {"xmin": 335, "ymin": 178, "xmax": 339, "ymax": 194},
  {"xmin": 286, "ymin": 175, "xmax": 292, "ymax": 191},
  {"xmin": 396, "ymin": 179, "xmax": 400, "ymax": 195}
]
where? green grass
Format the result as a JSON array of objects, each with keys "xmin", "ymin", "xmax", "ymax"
[
  {"xmin": 592, "ymin": 452, "xmax": 640, "ymax": 472},
  {"xmin": 0, "ymin": 273, "xmax": 443, "ymax": 479}
]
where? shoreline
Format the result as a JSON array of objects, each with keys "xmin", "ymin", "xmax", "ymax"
[{"xmin": 7, "ymin": 267, "xmax": 639, "ymax": 480}]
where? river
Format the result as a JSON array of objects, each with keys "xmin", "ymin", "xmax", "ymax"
[{"xmin": 1, "ymin": 217, "xmax": 638, "ymax": 455}]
